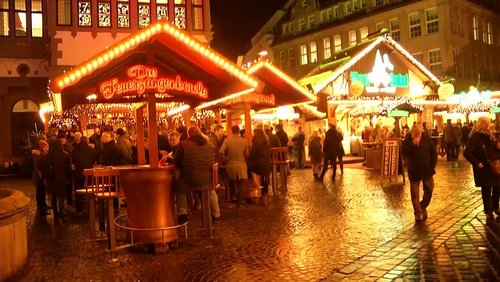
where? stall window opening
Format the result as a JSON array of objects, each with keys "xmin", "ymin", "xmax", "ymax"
[
  {"xmin": 192, "ymin": 0, "xmax": 203, "ymax": 30},
  {"xmin": 0, "ymin": 0, "xmax": 9, "ymax": 36},
  {"xmin": 138, "ymin": 0, "xmax": 151, "ymax": 28},
  {"xmin": 78, "ymin": 1, "xmax": 91, "ymax": 27},
  {"xmin": 98, "ymin": 1, "xmax": 111, "ymax": 27},
  {"xmin": 425, "ymin": 7, "xmax": 438, "ymax": 35},
  {"xmin": 300, "ymin": 44, "xmax": 308, "ymax": 65},
  {"xmin": 117, "ymin": 0, "xmax": 129, "ymax": 28},
  {"xmin": 15, "ymin": 0, "xmax": 26, "ymax": 36},
  {"xmin": 409, "ymin": 12, "xmax": 421, "ymax": 38},
  {"xmin": 174, "ymin": 0, "xmax": 186, "ymax": 29},
  {"xmin": 157, "ymin": 0, "xmax": 168, "ymax": 20}
]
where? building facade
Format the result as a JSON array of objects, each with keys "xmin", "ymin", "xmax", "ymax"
[
  {"xmin": 244, "ymin": 0, "xmax": 500, "ymax": 92},
  {"xmin": 0, "ymin": 0, "xmax": 212, "ymax": 159}
]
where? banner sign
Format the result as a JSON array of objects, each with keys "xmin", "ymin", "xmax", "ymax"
[
  {"xmin": 224, "ymin": 93, "xmax": 275, "ymax": 106},
  {"xmin": 99, "ymin": 65, "xmax": 209, "ymax": 99},
  {"xmin": 381, "ymin": 138, "xmax": 400, "ymax": 177}
]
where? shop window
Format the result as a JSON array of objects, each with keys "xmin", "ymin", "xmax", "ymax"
[
  {"xmin": 307, "ymin": 15, "xmax": 315, "ymax": 29},
  {"xmin": 310, "ymin": 41, "xmax": 317, "ymax": 63},
  {"xmin": 348, "ymin": 30, "xmax": 356, "ymax": 46},
  {"xmin": 78, "ymin": 1, "xmax": 92, "ymax": 27},
  {"xmin": 288, "ymin": 48, "xmax": 295, "ymax": 69},
  {"xmin": 117, "ymin": 0, "xmax": 130, "ymax": 28},
  {"xmin": 300, "ymin": 44, "xmax": 308, "ymax": 65},
  {"xmin": 482, "ymin": 20, "xmax": 487, "ymax": 43},
  {"xmin": 279, "ymin": 50, "xmax": 286, "ymax": 69},
  {"xmin": 57, "ymin": 0, "xmax": 71, "ymax": 26},
  {"xmin": 412, "ymin": 52, "xmax": 423, "ymax": 64},
  {"xmin": 374, "ymin": 0, "xmax": 384, "ymax": 6},
  {"xmin": 0, "ymin": 0, "xmax": 9, "ymax": 36},
  {"xmin": 31, "ymin": 0, "xmax": 42, "ymax": 37},
  {"xmin": 15, "ymin": 0, "xmax": 26, "ymax": 36},
  {"xmin": 157, "ymin": 0, "xmax": 168, "ymax": 20},
  {"xmin": 334, "ymin": 34, "xmax": 342, "ymax": 52},
  {"xmin": 360, "ymin": 26, "xmax": 368, "ymax": 41},
  {"xmin": 487, "ymin": 21, "xmax": 493, "ymax": 45},
  {"xmin": 409, "ymin": 12, "xmax": 421, "ymax": 38},
  {"xmin": 323, "ymin": 37, "xmax": 331, "ymax": 59},
  {"xmin": 98, "ymin": 1, "xmax": 111, "ymax": 27},
  {"xmin": 138, "ymin": 0, "xmax": 151, "ymax": 28},
  {"xmin": 174, "ymin": 0, "xmax": 186, "ymax": 30},
  {"xmin": 390, "ymin": 18, "xmax": 400, "ymax": 41},
  {"xmin": 472, "ymin": 16, "xmax": 478, "ymax": 40},
  {"xmin": 428, "ymin": 49, "xmax": 441, "ymax": 73},
  {"xmin": 425, "ymin": 8, "xmax": 438, "ymax": 34},
  {"xmin": 298, "ymin": 18, "xmax": 305, "ymax": 31},
  {"xmin": 192, "ymin": 0, "xmax": 203, "ymax": 30}
]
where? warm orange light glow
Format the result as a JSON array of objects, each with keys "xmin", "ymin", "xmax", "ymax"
[
  {"xmin": 195, "ymin": 88, "xmax": 255, "ymax": 110},
  {"xmin": 58, "ymin": 80, "xmax": 64, "ymax": 87}
]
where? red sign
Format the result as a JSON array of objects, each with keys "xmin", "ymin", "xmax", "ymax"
[
  {"xmin": 224, "ymin": 93, "xmax": 275, "ymax": 106},
  {"xmin": 99, "ymin": 65, "xmax": 209, "ymax": 99}
]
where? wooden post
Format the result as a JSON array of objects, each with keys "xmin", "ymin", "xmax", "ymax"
[
  {"xmin": 147, "ymin": 95, "xmax": 159, "ymax": 167},
  {"xmin": 135, "ymin": 103, "xmax": 146, "ymax": 165},
  {"xmin": 80, "ymin": 115, "xmax": 88, "ymax": 135},
  {"xmin": 244, "ymin": 103, "xmax": 253, "ymax": 145},
  {"xmin": 226, "ymin": 110, "xmax": 232, "ymax": 137},
  {"xmin": 394, "ymin": 117, "xmax": 401, "ymax": 138}
]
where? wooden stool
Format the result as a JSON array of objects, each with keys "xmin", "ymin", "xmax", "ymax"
[
  {"xmin": 193, "ymin": 163, "xmax": 220, "ymax": 240},
  {"xmin": 270, "ymin": 147, "xmax": 289, "ymax": 196}
]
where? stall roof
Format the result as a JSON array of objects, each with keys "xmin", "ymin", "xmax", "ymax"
[
  {"xmin": 48, "ymin": 21, "xmax": 260, "ymax": 112},
  {"xmin": 299, "ymin": 33, "xmax": 442, "ymax": 94}
]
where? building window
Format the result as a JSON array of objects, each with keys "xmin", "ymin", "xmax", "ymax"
[
  {"xmin": 425, "ymin": 8, "xmax": 438, "ymax": 34},
  {"xmin": 450, "ymin": 8, "xmax": 455, "ymax": 33},
  {"xmin": 174, "ymin": 0, "xmax": 186, "ymax": 29},
  {"xmin": 428, "ymin": 49, "xmax": 441, "ymax": 73},
  {"xmin": 374, "ymin": 0, "xmax": 384, "ymax": 6},
  {"xmin": 138, "ymin": 0, "xmax": 150, "ymax": 28},
  {"xmin": 117, "ymin": 0, "xmax": 130, "ymax": 28},
  {"xmin": 320, "ymin": 10, "xmax": 326, "ymax": 23},
  {"xmin": 98, "ymin": 1, "xmax": 111, "ymax": 27},
  {"xmin": 298, "ymin": 18, "xmax": 305, "ymax": 31},
  {"xmin": 326, "ymin": 8, "xmax": 333, "ymax": 20},
  {"xmin": 348, "ymin": 30, "xmax": 357, "ymax": 46},
  {"xmin": 300, "ymin": 44, "xmax": 308, "ymax": 65},
  {"xmin": 482, "ymin": 20, "xmax": 487, "ymax": 43},
  {"xmin": 307, "ymin": 15, "xmax": 315, "ymax": 29},
  {"xmin": 31, "ymin": 0, "xmax": 42, "ymax": 37},
  {"xmin": 487, "ymin": 21, "xmax": 493, "ymax": 45},
  {"xmin": 334, "ymin": 34, "xmax": 342, "ymax": 52},
  {"xmin": 353, "ymin": 0, "xmax": 359, "ymax": 11},
  {"xmin": 192, "ymin": 0, "xmax": 203, "ymax": 30},
  {"xmin": 78, "ymin": 1, "xmax": 92, "ymax": 27},
  {"xmin": 333, "ymin": 6, "xmax": 339, "ymax": 17},
  {"xmin": 412, "ymin": 52, "xmax": 423, "ymax": 63},
  {"xmin": 279, "ymin": 50, "xmax": 286, "ymax": 69},
  {"xmin": 310, "ymin": 41, "xmax": 317, "ymax": 63},
  {"xmin": 361, "ymin": 0, "xmax": 367, "ymax": 8},
  {"xmin": 472, "ymin": 16, "xmax": 479, "ymax": 40},
  {"xmin": 390, "ymin": 18, "xmax": 400, "ymax": 41},
  {"xmin": 323, "ymin": 37, "xmax": 331, "ymax": 59},
  {"xmin": 0, "ymin": 0, "xmax": 9, "ymax": 36},
  {"xmin": 282, "ymin": 23, "xmax": 287, "ymax": 35},
  {"xmin": 376, "ymin": 22, "xmax": 384, "ymax": 32},
  {"xmin": 15, "ymin": 0, "xmax": 27, "ymax": 36},
  {"xmin": 288, "ymin": 48, "xmax": 295, "ymax": 68},
  {"xmin": 288, "ymin": 22, "xmax": 294, "ymax": 33},
  {"xmin": 157, "ymin": 0, "xmax": 168, "ymax": 20},
  {"xmin": 57, "ymin": 0, "xmax": 71, "ymax": 26},
  {"xmin": 345, "ymin": 1, "xmax": 352, "ymax": 15},
  {"xmin": 360, "ymin": 26, "xmax": 368, "ymax": 41},
  {"xmin": 456, "ymin": 10, "xmax": 462, "ymax": 35},
  {"xmin": 409, "ymin": 12, "xmax": 421, "ymax": 38}
]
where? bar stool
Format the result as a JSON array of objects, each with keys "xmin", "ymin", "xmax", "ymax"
[
  {"xmin": 93, "ymin": 168, "xmax": 124, "ymax": 251},
  {"xmin": 76, "ymin": 169, "xmax": 104, "ymax": 242},
  {"xmin": 270, "ymin": 147, "xmax": 289, "ymax": 196},
  {"xmin": 193, "ymin": 163, "xmax": 219, "ymax": 239}
]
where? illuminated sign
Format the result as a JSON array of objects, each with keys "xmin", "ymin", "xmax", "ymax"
[
  {"xmin": 388, "ymin": 110, "xmax": 409, "ymax": 117},
  {"xmin": 99, "ymin": 65, "xmax": 208, "ymax": 99},
  {"xmin": 224, "ymin": 93, "xmax": 275, "ymax": 106},
  {"xmin": 350, "ymin": 50, "xmax": 408, "ymax": 94}
]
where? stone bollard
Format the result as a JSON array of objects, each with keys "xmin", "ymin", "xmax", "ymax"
[{"xmin": 0, "ymin": 188, "xmax": 30, "ymax": 281}]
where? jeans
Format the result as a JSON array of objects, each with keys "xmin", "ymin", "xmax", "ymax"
[
  {"xmin": 294, "ymin": 148, "xmax": 305, "ymax": 168},
  {"xmin": 480, "ymin": 185, "xmax": 500, "ymax": 214},
  {"xmin": 446, "ymin": 142, "xmax": 456, "ymax": 160},
  {"xmin": 319, "ymin": 154, "xmax": 337, "ymax": 180},
  {"xmin": 410, "ymin": 176, "xmax": 434, "ymax": 216}
]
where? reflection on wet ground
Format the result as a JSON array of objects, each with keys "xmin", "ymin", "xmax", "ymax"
[{"xmin": 4, "ymin": 160, "xmax": 499, "ymax": 281}]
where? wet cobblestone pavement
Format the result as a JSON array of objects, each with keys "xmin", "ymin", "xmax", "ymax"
[{"xmin": 3, "ymin": 159, "xmax": 500, "ymax": 281}]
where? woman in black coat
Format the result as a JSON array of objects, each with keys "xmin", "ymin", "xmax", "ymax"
[
  {"xmin": 72, "ymin": 137, "xmax": 95, "ymax": 214},
  {"xmin": 248, "ymin": 128, "xmax": 271, "ymax": 203},
  {"xmin": 464, "ymin": 117, "xmax": 499, "ymax": 220},
  {"xmin": 45, "ymin": 139, "xmax": 72, "ymax": 219}
]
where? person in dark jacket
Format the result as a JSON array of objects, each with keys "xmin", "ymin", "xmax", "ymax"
[
  {"xmin": 464, "ymin": 117, "xmax": 499, "ymax": 220},
  {"xmin": 308, "ymin": 131, "xmax": 323, "ymax": 180},
  {"xmin": 291, "ymin": 126, "xmax": 306, "ymax": 169},
  {"xmin": 248, "ymin": 128, "xmax": 271, "ymax": 205},
  {"xmin": 72, "ymin": 136, "xmax": 94, "ymax": 214},
  {"xmin": 45, "ymin": 139, "xmax": 72, "ymax": 219},
  {"xmin": 33, "ymin": 138, "xmax": 50, "ymax": 215},
  {"xmin": 101, "ymin": 132, "xmax": 122, "ymax": 166},
  {"xmin": 174, "ymin": 126, "xmax": 219, "ymax": 224},
  {"xmin": 402, "ymin": 123, "xmax": 437, "ymax": 222},
  {"xmin": 275, "ymin": 124, "xmax": 289, "ymax": 149},
  {"xmin": 265, "ymin": 126, "xmax": 281, "ymax": 148},
  {"xmin": 319, "ymin": 124, "xmax": 343, "ymax": 181}
]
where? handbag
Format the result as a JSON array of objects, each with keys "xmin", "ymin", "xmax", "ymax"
[{"xmin": 482, "ymin": 144, "xmax": 500, "ymax": 174}]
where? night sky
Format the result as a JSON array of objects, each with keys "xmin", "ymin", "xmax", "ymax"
[{"xmin": 210, "ymin": 0, "xmax": 288, "ymax": 62}]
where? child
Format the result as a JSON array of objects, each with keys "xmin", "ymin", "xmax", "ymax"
[{"xmin": 308, "ymin": 131, "xmax": 323, "ymax": 181}]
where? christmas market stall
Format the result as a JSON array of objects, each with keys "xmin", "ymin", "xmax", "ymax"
[{"xmin": 48, "ymin": 21, "xmax": 260, "ymax": 248}]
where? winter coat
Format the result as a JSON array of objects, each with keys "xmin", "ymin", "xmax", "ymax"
[
  {"xmin": 116, "ymin": 134, "xmax": 133, "ymax": 164},
  {"xmin": 464, "ymin": 132, "xmax": 494, "ymax": 187},
  {"xmin": 267, "ymin": 133, "xmax": 281, "ymax": 148},
  {"xmin": 323, "ymin": 128, "xmax": 343, "ymax": 156},
  {"xmin": 219, "ymin": 134, "xmax": 248, "ymax": 180},
  {"xmin": 291, "ymin": 132, "xmax": 305, "ymax": 150},
  {"xmin": 174, "ymin": 135, "xmax": 215, "ymax": 190},
  {"xmin": 402, "ymin": 132, "xmax": 437, "ymax": 181},
  {"xmin": 45, "ymin": 143, "xmax": 72, "ymax": 196},
  {"xmin": 72, "ymin": 142, "xmax": 94, "ymax": 188},
  {"xmin": 461, "ymin": 125, "xmax": 471, "ymax": 144},
  {"xmin": 308, "ymin": 138, "xmax": 323, "ymax": 164},
  {"xmin": 248, "ymin": 140, "xmax": 271, "ymax": 175},
  {"xmin": 443, "ymin": 123, "xmax": 457, "ymax": 143},
  {"xmin": 102, "ymin": 140, "xmax": 122, "ymax": 166},
  {"xmin": 276, "ymin": 130, "xmax": 289, "ymax": 148}
]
